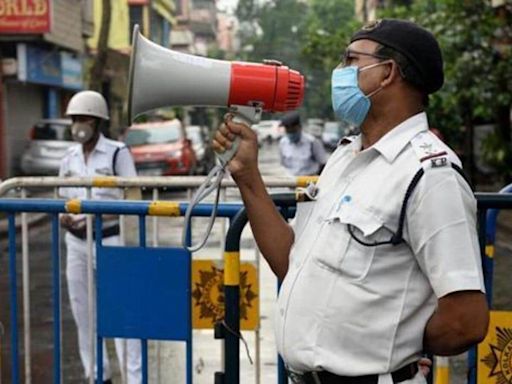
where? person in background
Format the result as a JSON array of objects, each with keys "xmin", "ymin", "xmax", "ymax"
[
  {"xmin": 278, "ymin": 111, "xmax": 328, "ymax": 176},
  {"xmin": 59, "ymin": 90, "xmax": 142, "ymax": 384}
]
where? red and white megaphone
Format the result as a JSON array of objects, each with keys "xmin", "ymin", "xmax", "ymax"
[
  {"xmin": 128, "ymin": 24, "xmax": 304, "ymax": 125},
  {"xmin": 127, "ymin": 25, "xmax": 305, "ymax": 251}
]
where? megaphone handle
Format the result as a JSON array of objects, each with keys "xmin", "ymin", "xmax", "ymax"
[{"xmin": 217, "ymin": 105, "xmax": 262, "ymax": 166}]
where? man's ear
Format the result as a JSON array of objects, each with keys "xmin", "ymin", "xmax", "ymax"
[{"xmin": 381, "ymin": 61, "xmax": 398, "ymax": 87}]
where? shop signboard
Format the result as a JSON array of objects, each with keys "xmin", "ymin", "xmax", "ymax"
[
  {"xmin": 0, "ymin": 0, "xmax": 51, "ymax": 34},
  {"xmin": 17, "ymin": 44, "xmax": 83, "ymax": 90}
]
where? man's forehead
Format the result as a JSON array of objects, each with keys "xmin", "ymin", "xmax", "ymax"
[{"xmin": 345, "ymin": 39, "xmax": 379, "ymax": 53}]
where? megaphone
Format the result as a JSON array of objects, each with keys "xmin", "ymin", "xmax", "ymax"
[
  {"xmin": 127, "ymin": 24, "xmax": 306, "ymax": 252},
  {"xmin": 128, "ymin": 24, "xmax": 304, "ymax": 124}
]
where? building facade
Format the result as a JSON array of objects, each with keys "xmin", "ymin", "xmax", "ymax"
[{"xmin": 0, "ymin": 0, "xmax": 91, "ymax": 177}]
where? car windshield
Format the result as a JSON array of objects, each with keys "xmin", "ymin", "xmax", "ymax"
[
  {"xmin": 33, "ymin": 123, "xmax": 72, "ymax": 141},
  {"xmin": 125, "ymin": 124, "xmax": 183, "ymax": 146}
]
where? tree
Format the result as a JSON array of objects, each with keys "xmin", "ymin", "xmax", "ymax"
[
  {"xmin": 235, "ymin": 0, "xmax": 356, "ymax": 119},
  {"xmin": 380, "ymin": 0, "xmax": 512, "ymax": 182},
  {"xmin": 301, "ymin": 0, "xmax": 358, "ymax": 118}
]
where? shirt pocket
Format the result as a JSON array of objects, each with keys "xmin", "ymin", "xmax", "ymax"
[{"xmin": 312, "ymin": 203, "xmax": 387, "ymax": 280}]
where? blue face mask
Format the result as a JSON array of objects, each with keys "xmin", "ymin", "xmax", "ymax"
[
  {"xmin": 286, "ymin": 131, "xmax": 301, "ymax": 143},
  {"xmin": 331, "ymin": 62, "xmax": 389, "ymax": 127}
]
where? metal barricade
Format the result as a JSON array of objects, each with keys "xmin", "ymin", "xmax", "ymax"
[
  {"xmin": 3, "ymin": 177, "xmax": 509, "ymax": 384},
  {"xmin": 0, "ymin": 175, "xmax": 317, "ymax": 384},
  {"xmin": 0, "ymin": 198, "xmax": 244, "ymax": 384}
]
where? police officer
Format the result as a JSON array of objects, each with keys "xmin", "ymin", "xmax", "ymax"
[
  {"xmin": 278, "ymin": 111, "xmax": 327, "ymax": 176},
  {"xmin": 59, "ymin": 90, "xmax": 141, "ymax": 384},
  {"xmin": 214, "ymin": 19, "xmax": 489, "ymax": 384}
]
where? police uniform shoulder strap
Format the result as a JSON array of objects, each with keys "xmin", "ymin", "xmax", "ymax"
[
  {"xmin": 112, "ymin": 145, "xmax": 127, "ymax": 176},
  {"xmin": 392, "ymin": 134, "xmax": 473, "ymax": 245}
]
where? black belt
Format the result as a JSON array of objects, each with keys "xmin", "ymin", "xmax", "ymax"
[
  {"xmin": 68, "ymin": 224, "xmax": 120, "ymax": 240},
  {"xmin": 289, "ymin": 362, "xmax": 418, "ymax": 384}
]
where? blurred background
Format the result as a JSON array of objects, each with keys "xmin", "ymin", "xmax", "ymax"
[{"xmin": 0, "ymin": 0, "xmax": 510, "ymax": 186}]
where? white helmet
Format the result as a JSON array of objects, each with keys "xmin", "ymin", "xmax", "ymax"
[{"xmin": 65, "ymin": 90, "xmax": 110, "ymax": 120}]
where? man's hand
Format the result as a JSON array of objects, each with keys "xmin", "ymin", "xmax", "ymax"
[
  {"xmin": 59, "ymin": 214, "xmax": 85, "ymax": 231},
  {"xmin": 59, "ymin": 214, "xmax": 74, "ymax": 230},
  {"xmin": 418, "ymin": 357, "xmax": 432, "ymax": 377},
  {"xmin": 212, "ymin": 114, "xmax": 259, "ymax": 184}
]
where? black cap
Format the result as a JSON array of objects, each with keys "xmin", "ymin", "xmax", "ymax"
[
  {"xmin": 350, "ymin": 19, "xmax": 444, "ymax": 94},
  {"xmin": 280, "ymin": 111, "xmax": 301, "ymax": 127}
]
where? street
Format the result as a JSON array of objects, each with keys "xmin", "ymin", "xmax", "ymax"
[{"xmin": 1, "ymin": 142, "xmax": 512, "ymax": 384}]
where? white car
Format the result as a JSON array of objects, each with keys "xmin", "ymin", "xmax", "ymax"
[
  {"xmin": 252, "ymin": 120, "xmax": 283, "ymax": 144},
  {"xmin": 20, "ymin": 118, "xmax": 74, "ymax": 175}
]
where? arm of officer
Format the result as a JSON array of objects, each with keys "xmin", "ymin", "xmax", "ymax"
[
  {"xmin": 213, "ymin": 116, "xmax": 294, "ymax": 280},
  {"xmin": 423, "ymin": 290, "xmax": 488, "ymax": 356},
  {"xmin": 408, "ymin": 168, "xmax": 489, "ymax": 356}
]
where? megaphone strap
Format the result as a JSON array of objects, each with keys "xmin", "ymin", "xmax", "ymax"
[{"xmin": 182, "ymin": 164, "xmax": 225, "ymax": 252}]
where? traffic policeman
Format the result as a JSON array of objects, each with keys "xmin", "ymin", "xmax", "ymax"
[
  {"xmin": 213, "ymin": 19, "xmax": 489, "ymax": 384},
  {"xmin": 59, "ymin": 90, "xmax": 141, "ymax": 384},
  {"xmin": 279, "ymin": 111, "xmax": 327, "ymax": 176}
]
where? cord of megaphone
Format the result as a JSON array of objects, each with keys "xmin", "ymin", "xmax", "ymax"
[{"xmin": 182, "ymin": 163, "xmax": 226, "ymax": 252}]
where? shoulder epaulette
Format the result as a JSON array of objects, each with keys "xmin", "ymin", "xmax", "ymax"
[{"xmin": 410, "ymin": 132, "xmax": 448, "ymax": 170}]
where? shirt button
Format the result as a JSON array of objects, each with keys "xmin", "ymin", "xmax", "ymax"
[
  {"xmin": 280, "ymin": 308, "xmax": 284, "ymax": 316},
  {"xmin": 316, "ymin": 216, "xmax": 323, "ymax": 224}
]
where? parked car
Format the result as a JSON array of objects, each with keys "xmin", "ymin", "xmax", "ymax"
[
  {"xmin": 305, "ymin": 118, "xmax": 324, "ymax": 139},
  {"xmin": 186, "ymin": 125, "xmax": 216, "ymax": 174},
  {"xmin": 252, "ymin": 120, "xmax": 283, "ymax": 144},
  {"xmin": 322, "ymin": 121, "xmax": 350, "ymax": 151},
  {"xmin": 20, "ymin": 118, "xmax": 74, "ymax": 175},
  {"xmin": 124, "ymin": 119, "xmax": 197, "ymax": 176}
]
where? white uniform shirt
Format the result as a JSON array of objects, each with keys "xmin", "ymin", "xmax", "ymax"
[
  {"xmin": 279, "ymin": 132, "xmax": 327, "ymax": 176},
  {"xmin": 276, "ymin": 113, "xmax": 484, "ymax": 375},
  {"xmin": 59, "ymin": 134, "xmax": 137, "ymax": 201}
]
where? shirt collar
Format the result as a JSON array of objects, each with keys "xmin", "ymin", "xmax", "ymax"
[
  {"xmin": 372, "ymin": 112, "xmax": 429, "ymax": 163},
  {"xmin": 93, "ymin": 133, "xmax": 108, "ymax": 153}
]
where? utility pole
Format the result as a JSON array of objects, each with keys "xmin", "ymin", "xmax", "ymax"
[{"xmin": 90, "ymin": 0, "xmax": 111, "ymax": 92}]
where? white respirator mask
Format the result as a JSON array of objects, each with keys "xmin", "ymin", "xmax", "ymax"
[{"xmin": 71, "ymin": 121, "xmax": 95, "ymax": 144}]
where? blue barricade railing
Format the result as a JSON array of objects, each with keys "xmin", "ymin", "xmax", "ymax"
[
  {"xmin": 0, "ymin": 199, "xmax": 243, "ymax": 384},
  {"xmin": 1, "ymin": 188, "xmax": 512, "ymax": 384}
]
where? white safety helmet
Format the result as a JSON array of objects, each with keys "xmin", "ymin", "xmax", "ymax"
[{"xmin": 65, "ymin": 90, "xmax": 110, "ymax": 120}]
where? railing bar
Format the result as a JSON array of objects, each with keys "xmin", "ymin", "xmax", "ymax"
[
  {"xmin": 20, "ymin": 188, "xmax": 31, "ymax": 384},
  {"xmin": 151, "ymin": 188, "xmax": 162, "ymax": 384},
  {"xmin": 51, "ymin": 214, "xmax": 61, "ymax": 384},
  {"xmin": 8, "ymin": 213, "xmax": 19, "ymax": 384},
  {"xmin": 86, "ymin": 189, "xmax": 94, "ymax": 384},
  {"xmin": 139, "ymin": 215, "xmax": 146, "ymax": 248},
  {"xmin": 142, "ymin": 339, "xmax": 148, "ymax": 384},
  {"xmin": 95, "ymin": 215, "xmax": 104, "ymax": 384}
]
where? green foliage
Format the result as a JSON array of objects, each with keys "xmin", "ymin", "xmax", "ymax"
[
  {"xmin": 481, "ymin": 131, "xmax": 512, "ymax": 180},
  {"xmin": 380, "ymin": 0, "xmax": 512, "ymax": 176},
  {"xmin": 235, "ymin": 0, "xmax": 356, "ymax": 119}
]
